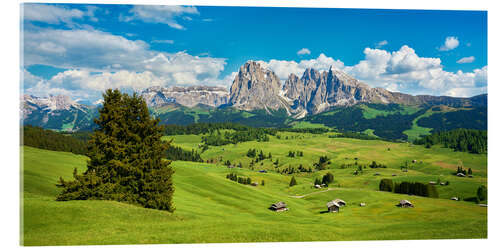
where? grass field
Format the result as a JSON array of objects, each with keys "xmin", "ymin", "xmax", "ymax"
[
  {"xmin": 359, "ymin": 104, "xmax": 420, "ymax": 119},
  {"xmin": 21, "ymin": 131, "xmax": 487, "ymax": 245}
]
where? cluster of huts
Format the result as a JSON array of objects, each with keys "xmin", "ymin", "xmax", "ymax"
[{"xmin": 269, "ymin": 199, "xmax": 414, "ymax": 213}]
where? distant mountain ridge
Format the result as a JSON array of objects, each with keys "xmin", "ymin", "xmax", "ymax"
[
  {"xmin": 141, "ymin": 85, "xmax": 229, "ymax": 108},
  {"xmin": 20, "ymin": 60, "xmax": 487, "ymax": 134},
  {"xmin": 21, "ymin": 94, "xmax": 96, "ymax": 131}
]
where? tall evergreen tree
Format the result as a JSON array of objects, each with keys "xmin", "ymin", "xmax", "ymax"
[
  {"xmin": 56, "ymin": 89, "xmax": 175, "ymax": 212},
  {"xmin": 289, "ymin": 176, "xmax": 297, "ymax": 187}
]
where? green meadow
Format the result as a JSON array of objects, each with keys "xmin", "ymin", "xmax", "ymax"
[{"xmin": 21, "ymin": 131, "xmax": 487, "ymax": 245}]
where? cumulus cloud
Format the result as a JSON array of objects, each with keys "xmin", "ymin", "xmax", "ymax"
[
  {"xmin": 258, "ymin": 53, "xmax": 345, "ymax": 80},
  {"xmin": 22, "ymin": 69, "xmax": 44, "ymax": 89},
  {"xmin": 375, "ymin": 40, "xmax": 388, "ymax": 48},
  {"xmin": 23, "ymin": 27, "xmax": 227, "ymax": 82},
  {"xmin": 23, "ymin": 28, "xmax": 151, "ymax": 70},
  {"xmin": 122, "ymin": 5, "xmax": 199, "ymax": 30},
  {"xmin": 297, "ymin": 48, "xmax": 311, "ymax": 55},
  {"xmin": 257, "ymin": 45, "xmax": 486, "ymax": 97},
  {"xmin": 439, "ymin": 36, "xmax": 459, "ymax": 51},
  {"xmin": 342, "ymin": 45, "xmax": 486, "ymax": 97},
  {"xmin": 457, "ymin": 56, "xmax": 475, "ymax": 64},
  {"xmin": 22, "ymin": 3, "xmax": 97, "ymax": 27},
  {"xmin": 22, "ymin": 26, "xmax": 230, "ymax": 102}
]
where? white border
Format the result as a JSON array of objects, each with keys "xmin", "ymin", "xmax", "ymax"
[{"xmin": 2, "ymin": 0, "xmax": 497, "ymax": 249}]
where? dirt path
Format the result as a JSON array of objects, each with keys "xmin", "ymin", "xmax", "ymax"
[{"xmin": 289, "ymin": 188, "xmax": 334, "ymax": 198}]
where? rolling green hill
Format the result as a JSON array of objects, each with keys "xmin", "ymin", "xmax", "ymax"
[{"xmin": 22, "ymin": 129, "xmax": 487, "ymax": 245}]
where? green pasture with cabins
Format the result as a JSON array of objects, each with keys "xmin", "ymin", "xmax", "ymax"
[{"xmin": 22, "ymin": 128, "xmax": 487, "ymax": 245}]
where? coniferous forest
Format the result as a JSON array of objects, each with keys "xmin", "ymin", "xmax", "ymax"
[
  {"xmin": 414, "ymin": 129, "xmax": 487, "ymax": 154},
  {"xmin": 22, "ymin": 125, "xmax": 88, "ymax": 155}
]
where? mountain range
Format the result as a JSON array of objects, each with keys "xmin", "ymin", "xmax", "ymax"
[
  {"xmin": 143, "ymin": 61, "xmax": 486, "ymax": 116},
  {"xmin": 21, "ymin": 60, "xmax": 487, "ymax": 139}
]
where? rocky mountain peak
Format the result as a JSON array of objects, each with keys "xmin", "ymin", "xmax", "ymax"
[{"xmin": 229, "ymin": 61, "xmax": 288, "ymax": 112}]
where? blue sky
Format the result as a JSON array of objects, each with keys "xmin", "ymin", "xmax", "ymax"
[{"xmin": 22, "ymin": 3, "xmax": 487, "ymax": 103}]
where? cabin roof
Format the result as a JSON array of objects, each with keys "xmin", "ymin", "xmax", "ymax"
[
  {"xmin": 399, "ymin": 200, "xmax": 412, "ymax": 205},
  {"xmin": 271, "ymin": 201, "xmax": 287, "ymax": 209},
  {"xmin": 334, "ymin": 199, "xmax": 346, "ymax": 204},
  {"xmin": 327, "ymin": 201, "xmax": 340, "ymax": 208}
]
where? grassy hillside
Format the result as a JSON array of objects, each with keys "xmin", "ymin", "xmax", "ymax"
[{"xmin": 22, "ymin": 131, "xmax": 487, "ymax": 245}]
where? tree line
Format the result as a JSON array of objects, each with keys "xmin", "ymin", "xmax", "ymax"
[
  {"xmin": 22, "ymin": 125, "xmax": 88, "ymax": 155},
  {"xmin": 226, "ymin": 172, "xmax": 253, "ymax": 185},
  {"xmin": 379, "ymin": 179, "xmax": 438, "ymax": 198},
  {"xmin": 165, "ymin": 144, "xmax": 203, "ymax": 162},
  {"xmin": 201, "ymin": 129, "xmax": 270, "ymax": 146},
  {"xmin": 164, "ymin": 122, "xmax": 278, "ymax": 136},
  {"xmin": 414, "ymin": 128, "xmax": 487, "ymax": 154},
  {"xmin": 328, "ymin": 131, "xmax": 379, "ymax": 140}
]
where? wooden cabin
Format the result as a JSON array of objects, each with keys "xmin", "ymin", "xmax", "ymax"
[
  {"xmin": 326, "ymin": 201, "xmax": 340, "ymax": 213},
  {"xmin": 269, "ymin": 201, "xmax": 288, "ymax": 212},
  {"xmin": 397, "ymin": 200, "xmax": 414, "ymax": 208}
]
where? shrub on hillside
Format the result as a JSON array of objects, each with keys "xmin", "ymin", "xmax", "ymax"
[{"xmin": 322, "ymin": 172, "xmax": 334, "ymax": 186}]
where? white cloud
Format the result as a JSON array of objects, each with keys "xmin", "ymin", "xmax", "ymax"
[
  {"xmin": 457, "ymin": 56, "xmax": 475, "ymax": 64},
  {"xmin": 385, "ymin": 45, "xmax": 441, "ymax": 74},
  {"xmin": 51, "ymin": 69, "xmax": 167, "ymax": 92},
  {"xmin": 22, "ymin": 26, "xmax": 229, "ymax": 102},
  {"xmin": 123, "ymin": 5, "xmax": 199, "ymax": 30},
  {"xmin": 297, "ymin": 48, "xmax": 311, "ymax": 55},
  {"xmin": 257, "ymin": 45, "xmax": 486, "ymax": 97},
  {"xmin": 22, "ymin": 3, "xmax": 96, "ymax": 27},
  {"xmin": 258, "ymin": 53, "xmax": 344, "ymax": 80},
  {"xmin": 23, "ymin": 28, "xmax": 150, "ymax": 70},
  {"xmin": 439, "ymin": 36, "xmax": 459, "ymax": 51},
  {"xmin": 152, "ymin": 39, "xmax": 174, "ymax": 44},
  {"xmin": 142, "ymin": 52, "xmax": 226, "ymax": 85},
  {"xmin": 375, "ymin": 40, "xmax": 388, "ymax": 48},
  {"xmin": 22, "ymin": 69, "xmax": 44, "ymax": 89},
  {"xmin": 343, "ymin": 45, "xmax": 486, "ymax": 97}
]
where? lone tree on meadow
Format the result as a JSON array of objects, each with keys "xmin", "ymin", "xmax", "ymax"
[
  {"xmin": 289, "ymin": 176, "xmax": 298, "ymax": 187},
  {"xmin": 56, "ymin": 89, "xmax": 175, "ymax": 212}
]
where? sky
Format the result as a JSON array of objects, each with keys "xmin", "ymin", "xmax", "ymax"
[{"xmin": 21, "ymin": 3, "xmax": 487, "ymax": 104}]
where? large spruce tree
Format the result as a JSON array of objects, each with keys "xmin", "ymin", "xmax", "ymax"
[{"xmin": 56, "ymin": 89, "xmax": 175, "ymax": 212}]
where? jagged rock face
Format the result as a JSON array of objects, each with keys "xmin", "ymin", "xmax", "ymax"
[
  {"xmin": 280, "ymin": 66, "xmax": 484, "ymax": 115},
  {"xmin": 141, "ymin": 85, "xmax": 229, "ymax": 108},
  {"xmin": 281, "ymin": 67, "xmax": 382, "ymax": 115},
  {"xmin": 229, "ymin": 61, "xmax": 486, "ymax": 116},
  {"xmin": 229, "ymin": 61, "xmax": 289, "ymax": 112}
]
